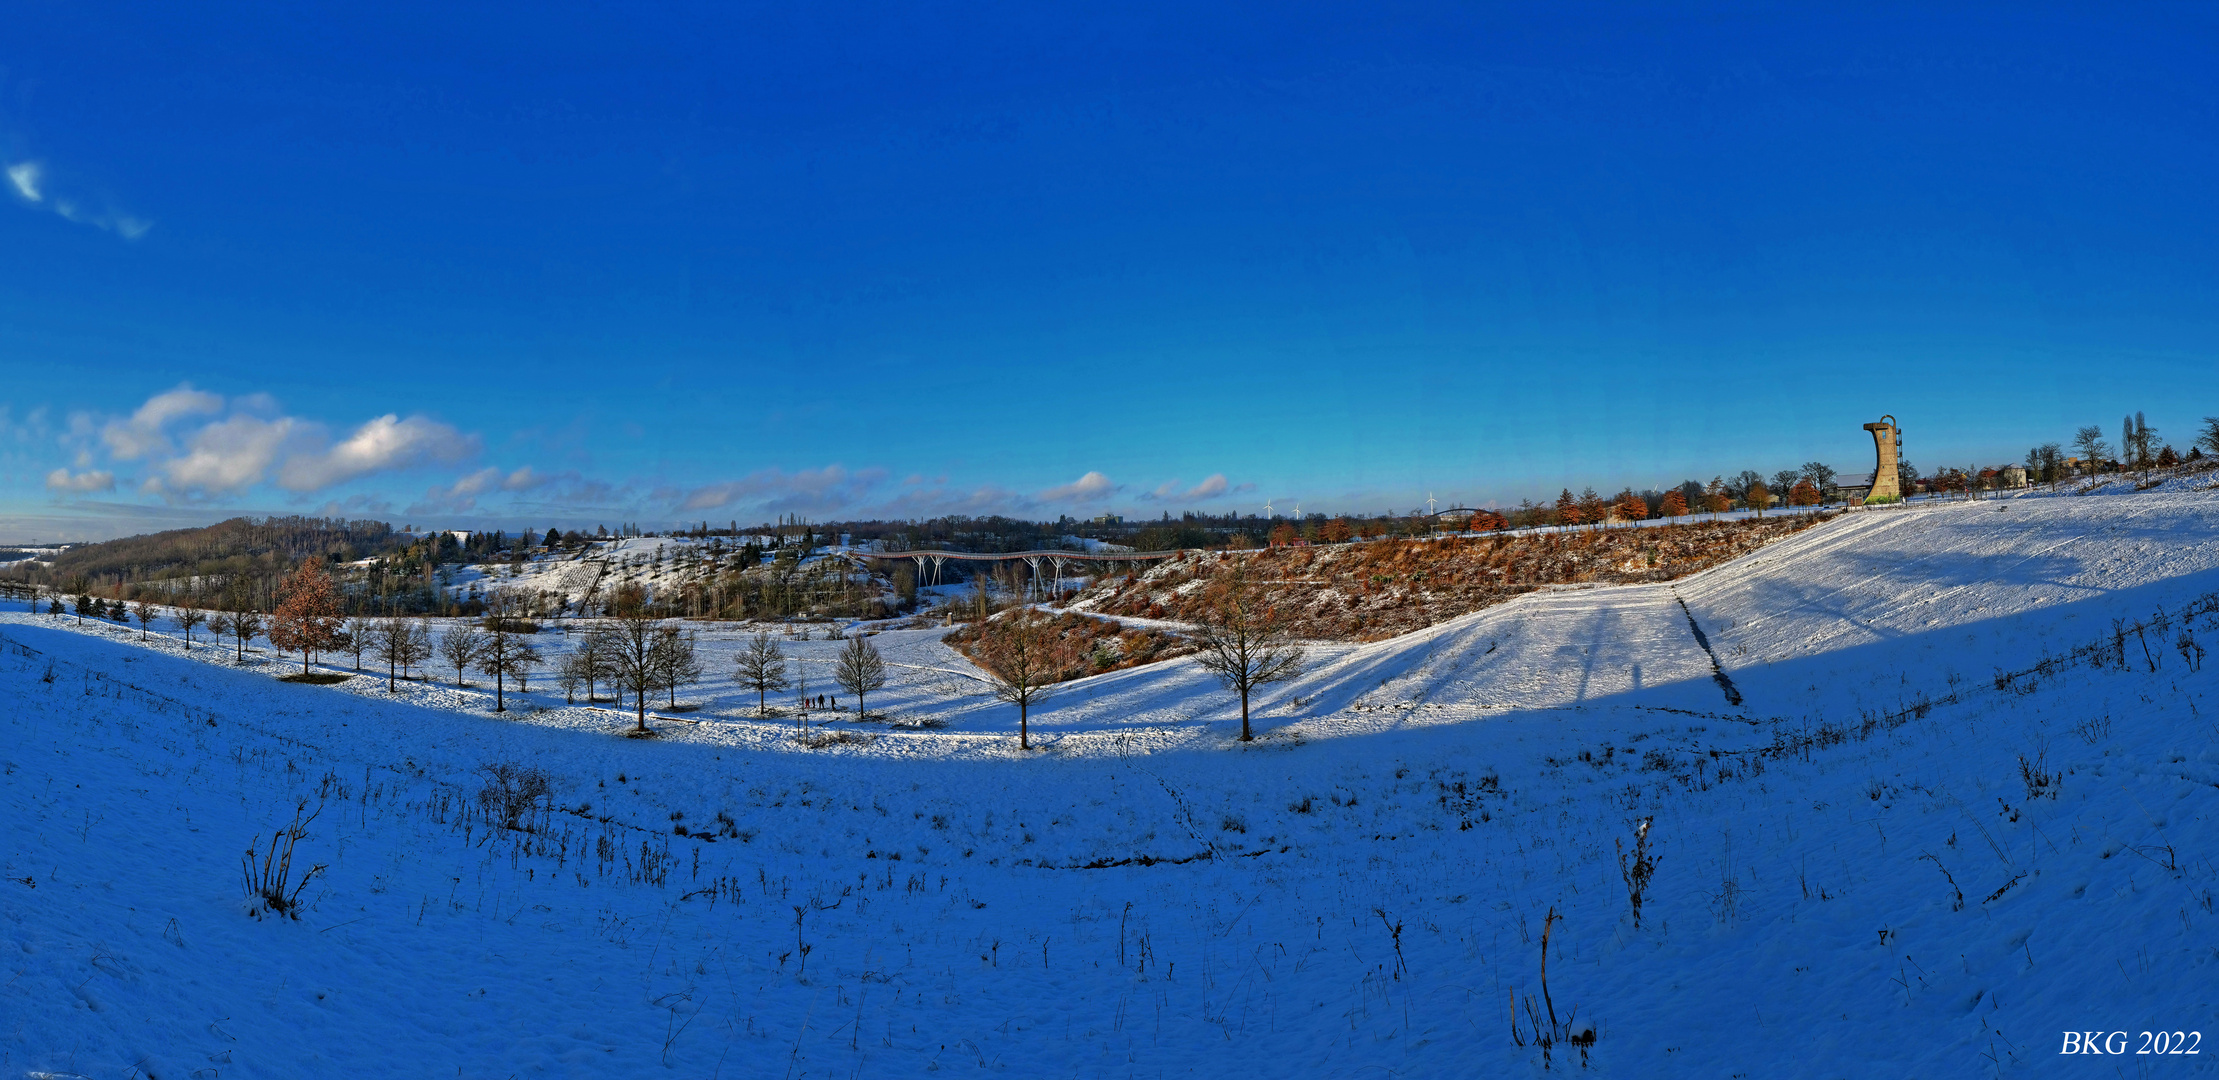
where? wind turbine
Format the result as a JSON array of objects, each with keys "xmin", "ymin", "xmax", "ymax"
[{"xmin": 1264, "ymin": 499, "xmax": 1274, "ymax": 520}]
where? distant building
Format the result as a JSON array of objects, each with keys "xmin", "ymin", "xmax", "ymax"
[
  {"xmin": 2002, "ymin": 464, "xmax": 2028, "ymax": 489},
  {"xmin": 1092, "ymin": 513, "xmax": 1124, "ymax": 525},
  {"xmin": 1833, "ymin": 472, "xmax": 1874, "ymax": 502}
]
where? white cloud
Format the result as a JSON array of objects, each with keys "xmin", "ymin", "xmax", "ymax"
[
  {"xmin": 5, "ymin": 158, "xmax": 152, "ymax": 239},
  {"xmin": 104, "ymin": 396, "xmax": 472, "ymax": 502},
  {"xmin": 406, "ymin": 465, "xmax": 588, "ymax": 516},
  {"xmin": 1139, "ymin": 474, "xmax": 1236, "ymax": 501},
  {"xmin": 1037, "ymin": 471, "xmax": 1119, "ymax": 503},
  {"xmin": 277, "ymin": 413, "xmax": 477, "ymax": 491},
  {"xmin": 154, "ymin": 414, "xmax": 300, "ymax": 498},
  {"xmin": 7, "ymin": 162, "xmax": 41, "ymax": 202},
  {"xmin": 44, "ymin": 467, "xmax": 115, "ymax": 494},
  {"xmin": 676, "ymin": 465, "xmax": 888, "ymax": 514},
  {"xmin": 102, "ymin": 383, "xmax": 224, "ymax": 461},
  {"xmin": 447, "ymin": 466, "xmax": 507, "ymax": 499}
]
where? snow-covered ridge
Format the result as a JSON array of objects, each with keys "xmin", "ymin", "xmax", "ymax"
[{"xmin": 3, "ymin": 483, "xmax": 2215, "ymax": 1075}]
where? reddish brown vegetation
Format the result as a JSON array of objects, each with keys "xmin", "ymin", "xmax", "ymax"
[
  {"xmin": 1078, "ymin": 514, "xmax": 1834, "ymax": 642},
  {"xmin": 269, "ymin": 560, "xmax": 344, "ymax": 673},
  {"xmin": 945, "ymin": 609, "xmax": 1196, "ymax": 683}
]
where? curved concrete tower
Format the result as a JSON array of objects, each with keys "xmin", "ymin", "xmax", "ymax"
[{"xmin": 1862, "ymin": 415, "xmax": 1902, "ymax": 502}]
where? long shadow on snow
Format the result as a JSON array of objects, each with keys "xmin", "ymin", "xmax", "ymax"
[
  {"xmin": 1229, "ymin": 561, "xmax": 2219, "ymax": 752},
  {"xmin": 1685, "ymin": 565, "xmax": 2219, "ymax": 728}
]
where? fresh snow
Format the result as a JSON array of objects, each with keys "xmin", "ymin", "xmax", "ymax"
[{"xmin": 4, "ymin": 486, "xmax": 2217, "ymax": 1075}]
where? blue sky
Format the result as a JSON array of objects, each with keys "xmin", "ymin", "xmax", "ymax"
[{"xmin": 5, "ymin": 4, "xmax": 2218, "ymax": 541}]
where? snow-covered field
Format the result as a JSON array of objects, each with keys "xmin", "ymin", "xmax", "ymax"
[{"xmin": 5, "ymin": 486, "xmax": 2218, "ymax": 1076}]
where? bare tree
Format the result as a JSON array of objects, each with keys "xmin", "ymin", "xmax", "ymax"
[
  {"xmin": 131, "ymin": 596, "xmax": 158, "ymax": 641},
  {"xmin": 652, "ymin": 628, "xmax": 702, "ymax": 708},
  {"xmin": 399, "ymin": 620, "xmax": 433, "ymax": 683},
  {"xmin": 477, "ymin": 632, "xmax": 539, "ymax": 711},
  {"xmin": 225, "ymin": 609, "xmax": 263, "ymax": 662},
  {"xmin": 1799, "ymin": 461, "xmax": 1838, "ymax": 502},
  {"xmin": 975, "ymin": 608, "xmax": 1071, "ymax": 750},
  {"xmin": 2073, "ymin": 425, "xmax": 2110, "ymax": 476},
  {"xmin": 604, "ymin": 585, "xmax": 660, "ymax": 731},
  {"xmin": 477, "ymin": 592, "xmax": 540, "ymax": 712},
  {"xmin": 373, "ymin": 616, "xmax": 411, "ymax": 692},
  {"xmin": 734, "ymin": 632, "xmax": 789, "ymax": 716},
  {"xmin": 343, "ymin": 615, "xmax": 375, "ymax": 671},
  {"xmin": 440, "ymin": 625, "xmax": 487, "ymax": 688},
  {"xmin": 2198, "ymin": 417, "xmax": 2219, "ymax": 461},
  {"xmin": 556, "ymin": 649, "xmax": 587, "ymax": 704},
  {"xmin": 833, "ymin": 634, "xmax": 889, "ymax": 720},
  {"xmin": 1190, "ymin": 561, "xmax": 1306, "ymax": 741},
  {"xmin": 577, "ymin": 624, "xmax": 619, "ymax": 702},
  {"xmin": 176, "ymin": 598, "xmax": 206, "ymax": 650}
]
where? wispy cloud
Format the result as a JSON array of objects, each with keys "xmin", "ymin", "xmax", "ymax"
[
  {"xmin": 6, "ymin": 158, "xmax": 153, "ymax": 240},
  {"xmin": 408, "ymin": 465, "xmax": 567, "ymax": 514},
  {"xmin": 1036, "ymin": 471, "xmax": 1119, "ymax": 503},
  {"xmin": 0, "ymin": 404, "xmax": 53, "ymax": 445},
  {"xmin": 7, "ymin": 161, "xmax": 41, "ymax": 201},
  {"xmin": 102, "ymin": 384, "xmax": 225, "ymax": 461},
  {"xmin": 1138, "ymin": 474, "xmax": 1245, "ymax": 502},
  {"xmin": 675, "ymin": 465, "xmax": 889, "ymax": 516},
  {"xmin": 44, "ymin": 467, "xmax": 115, "ymax": 495}
]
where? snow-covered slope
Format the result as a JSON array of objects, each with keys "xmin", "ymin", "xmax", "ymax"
[{"xmin": 3, "ymin": 488, "xmax": 2215, "ymax": 1076}]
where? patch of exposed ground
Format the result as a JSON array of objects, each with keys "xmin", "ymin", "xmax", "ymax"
[
  {"xmin": 944, "ymin": 609, "xmax": 1196, "ymax": 683},
  {"xmin": 1074, "ymin": 514, "xmax": 1836, "ymax": 641}
]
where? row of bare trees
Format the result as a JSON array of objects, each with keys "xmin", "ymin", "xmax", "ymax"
[
  {"xmin": 41, "ymin": 552, "xmax": 1303, "ymax": 745},
  {"xmin": 964, "ymin": 559, "xmax": 1304, "ymax": 746}
]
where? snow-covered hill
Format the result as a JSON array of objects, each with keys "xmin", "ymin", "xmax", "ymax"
[{"xmin": 3, "ymin": 486, "xmax": 2215, "ymax": 1075}]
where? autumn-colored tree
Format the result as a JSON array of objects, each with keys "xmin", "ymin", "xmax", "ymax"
[
  {"xmin": 1788, "ymin": 479, "xmax": 1822, "ymax": 506},
  {"xmin": 1269, "ymin": 522, "xmax": 1298, "ymax": 547},
  {"xmin": 1703, "ymin": 477, "xmax": 1732, "ymax": 515},
  {"xmin": 1659, "ymin": 489, "xmax": 1688, "ymax": 518},
  {"xmin": 269, "ymin": 560, "xmax": 344, "ymax": 674},
  {"xmin": 1745, "ymin": 481, "xmax": 1771, "ymax": 517},
  {"xmin": 1555, "ymin": 489, "xmax": 1580, "ymax": 527},
  {"xmin": 1577, "ymin": 487, "xmax": 1607, "ymax": 528},
  {"xmin": 1614, "ymin": 491, "xmax": 1648, "ymax": 524},
  {"xmin": 1323, "ymin": 517, "xmax": 1353, "ymax": 543}
]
